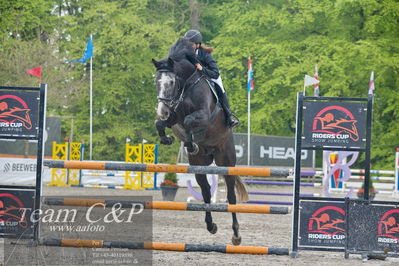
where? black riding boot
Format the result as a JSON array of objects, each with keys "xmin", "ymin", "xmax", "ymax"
[{"xmin": 220, "ymin": 92, "xmax": 239, "ymax": 128}]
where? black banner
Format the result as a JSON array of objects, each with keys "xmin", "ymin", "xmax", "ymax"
[
  {"xmin": 299, "ymin": 201, "xmax": 346, "ymax": 247},
  {"xmin": 303, "ymin": 101, "xmax": 367, "ymax": 148},
  {"xmin": 179, "ymin": 133, "xmax": 314, "ymax": 167},
  {"xmin": 347, "ymin": 200, "xmax": 399, "ymax": 253},
  {"xmin": 0, "ymin": 189, "xmax": 35, "ymax": 238},
  {"xmin": 0, "ymin": 89, "xmax": 40, "ymax": 137},
  {"xmin": 234, "ymin": 134, "xmax": 314, "ymax": 167}
]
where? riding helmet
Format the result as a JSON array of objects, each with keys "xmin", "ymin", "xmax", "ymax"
[{"xmin": 184, "ymin": 29, "xmax": 202, "ymax": 44}]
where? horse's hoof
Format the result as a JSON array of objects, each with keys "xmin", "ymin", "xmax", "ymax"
[
  {"xmin": 232, "ymin": 235, "xmax": 241, "ymax": 246},
  {"xmin": 161, "ymin": 135, "xmax": 174, "ymax": 145},
  {"xmin": 166, "ymin": 135, "xmax": 174, "ymax": 144},
  {"xmin": 208, "ymin": 223, "xmax": 218, "ymax": 234}
]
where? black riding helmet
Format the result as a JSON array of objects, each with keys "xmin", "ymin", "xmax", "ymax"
[{"xmin": 184, "ymin": 29, "xmax": 202, "ymax": 44}]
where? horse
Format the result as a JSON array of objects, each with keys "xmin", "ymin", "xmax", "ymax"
[{"xmin": 151, "ymin": 38, "xmax": 248, "ymax": 245}]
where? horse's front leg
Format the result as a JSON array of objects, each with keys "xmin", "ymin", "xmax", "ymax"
[
  {"xmin": 183, "ymin": 110, "xmax": 208, "ymax": 154},
  {"xmin": 155, "ymin": 119, "xmax": 175, "ymax": 145},
  {"xmin": 195, "ymin": 173, "xmax": 217, "ymax": 234}
]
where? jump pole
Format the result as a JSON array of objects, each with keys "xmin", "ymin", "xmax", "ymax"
[
  {"xmin": 248, "ymin": 191, "xmax": 319, "ymax": 197},
  {"xmin": 40, "ymin": 238, "xmax": 289, "ymax": 255},
  {"xmin": 244, "ymin": 180, "xmax": 321, "ymax": 187},
  {"xmin": 43, "ymin": 160, "xmax": 290, "ymax": 177},
  {"xmin": 43, "ymin": 197, "xmax": 290, "ymax": 214},
  {"xmin": 247, "ymin": 200, "xmax": 293, "ymax": 206}
]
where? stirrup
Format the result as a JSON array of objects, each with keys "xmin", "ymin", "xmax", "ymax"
[
  {"xmin": 228, "ymin": 118, "xmax": 239, "ymax": 128},
  {"xmin": 227, "ymin": 114, "xmax": 239, "ymax": 128}
]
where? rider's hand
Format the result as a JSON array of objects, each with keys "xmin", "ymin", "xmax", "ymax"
[{"xmin": 196, "ymin": 63, "xmax": 203, "ymax": 71}]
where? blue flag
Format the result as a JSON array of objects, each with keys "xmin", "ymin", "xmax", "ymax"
[{"xmin": 69, "ymin": 36, "xmax": 93, "ymax": 63}]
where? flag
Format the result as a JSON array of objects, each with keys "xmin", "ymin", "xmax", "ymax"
[
  {"xmin": 69, "ymin": 36, "xmax": 93, "ymax": 63},
  {"xmin": 26, "ymin": 67, "xmax": 42, "ymax": 78},
  {"xmin": 247, "ymin": 57, "xmax": 254, "ymax": 92},
  {"xmin": 368, "ymin": 71, "xmax": 374, "ymax": 95},
  {"xmin": 304, "ymin": 75, "xmax": 320, "ymax": 87},
  {"xmin": 314, "ymin": 64, "xmax": 319, "ymax": 97}
]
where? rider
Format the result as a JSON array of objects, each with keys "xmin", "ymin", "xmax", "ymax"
[{"xmin": 183, "ymin": 29, "xmax": 239, "ymax": 128}]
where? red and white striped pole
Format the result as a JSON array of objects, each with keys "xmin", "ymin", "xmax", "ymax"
[{"xmin": 314, "ymin": 64, "xmax": 319, "ymax": 97}]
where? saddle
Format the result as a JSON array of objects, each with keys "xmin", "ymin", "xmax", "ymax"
[{"xmin": 205, "ymin": 80, "xmax": 220, "ymax": 104}]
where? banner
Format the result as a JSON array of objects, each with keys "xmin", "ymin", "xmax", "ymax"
[
  {"xmin": 0, "ymin": 158, "xmax": 51, "ymax": 185},
  {"xmin": 347, "ymin": 200, "xmax": 399, "ymax": 253},
  {"xmin": 234, "ymin": 133, "xmax": 314, "ymax": 167},
  {"xmin": 179, "ymin": 134, "xmax": 314, "ymax": 167},
  {"xmin": 0, "ymin": 189, "xmax": 35, "ymax": 238},
  {"xmin": 299, "ymin": 201, "xmax": 346, "ymax": 248},
  {"xmin": 302, "ymin": 101, "xmax": 367, "ymax": 148},
  {"xmin": 0, "ymin": 90, "xmax": 40, "ymax": 137}
]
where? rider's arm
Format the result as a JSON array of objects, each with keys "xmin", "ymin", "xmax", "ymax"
[{"xmin": 197, "ymin": 50, "xmax": 220, "ymax": 79}]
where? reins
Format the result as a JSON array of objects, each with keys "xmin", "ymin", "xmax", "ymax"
[{"xmin": 157, "ymin": 69, "xmax": 205, "ymax": 111}]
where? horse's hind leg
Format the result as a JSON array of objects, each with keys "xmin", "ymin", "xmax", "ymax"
[
  {"xmin": 224, "ymin": 175, "xmax": 241, "ymax": 245},
  {"xmin": 195, "ymin": 173, "xmax": 217, "ymax": 234},
  {"xmin": 214, "ymin": 133, "xmax": 247, "ymax": 246}
]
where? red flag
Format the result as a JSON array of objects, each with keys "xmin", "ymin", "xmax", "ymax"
[{"xmin": 26, "ymin": 67, "xmax": 42, "ymax": 78}]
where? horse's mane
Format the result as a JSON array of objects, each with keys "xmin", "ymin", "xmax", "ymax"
[{"xmin": 169, "ymin": 38, "xmax": 197, "ymax": 64}]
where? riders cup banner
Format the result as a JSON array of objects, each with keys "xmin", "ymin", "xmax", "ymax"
[
  {"xmin": 0, "ymin": 89, "xmax": 39, "ymax": 137},
  {"xmin": 0, "ymin": 189, "xmax": 35, "ymax": 238},
  {"xmin": 299, "ymin": 201, "xmax": 346, "ymax": 248},
  {"xmin": 346, "ymin": 201, "xmax": 399, "ymax": 253},
  {"xmin": 302, "ymin": 101, "xmax": 367, "ymax": 148}
]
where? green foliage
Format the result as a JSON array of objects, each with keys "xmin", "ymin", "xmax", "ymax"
[
  {"xmin": 211, "ymin": 0, "xmax": 399, "ymax": 168},
  {"xmin": 164, "ymin": 172, "xmax": 178, "ymax": 183},
  {"xmin": 0, "ymin": 0, "xmax": 398, "ymax": 169}
]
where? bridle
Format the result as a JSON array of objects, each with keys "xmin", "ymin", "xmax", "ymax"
[{"xmin": 156, "ymin": 68, "xmax": 204, "ymax": 111}]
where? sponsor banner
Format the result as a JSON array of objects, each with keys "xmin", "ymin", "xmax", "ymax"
[
  {"xmin": 0, "ymin": 158, "xmax": 51, "ymax": 185},
  {"xmin": 179, "ymin": 134, "xmax": 314, "ymax": 167},
  {"xmin": 0, "ymin": 90, "xmax": 40, "ymax": 137},
  {"xmin": 234, "ymin": 133, "xmax": 314, "ymax": 167},
  {"xmin": 303, "ymin": 101, "xmax": 367, "ymax": 148},
  {"xmin": 0, "ymin": 189, "xmax": 35, "ymax": 238},
  {"xmin": 299, "ymin": 201, "xmax": 346, "ymax": 247},
  {"xmin": 347, "ymin": 201, "xmax": 399, "ymax": 253}
]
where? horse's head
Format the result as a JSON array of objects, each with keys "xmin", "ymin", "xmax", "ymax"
[
  {"xmin": 152, "ymin": 38, "xmax": 197, "ymax": 120},
  {"xmin": 152, "ymin": 58, "xmax": 180, "ymax": 120}
]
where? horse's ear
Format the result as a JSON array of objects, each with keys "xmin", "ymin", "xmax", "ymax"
[
  {"xmin": 167, "ymin": 57, "xmax": 174, "ymax": 67},
  {"xmin": 151, "ymin": 58, "xmax": 160, "ymax": 68}
]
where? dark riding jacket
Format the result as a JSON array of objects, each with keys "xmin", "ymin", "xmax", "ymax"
[
  {"xmin": 195, "ymin": 48, "xmax": 220, "ymax": 80},
  {"xmin": 185, "ymin": 47, "xmax": 220, "ymax": 80}
]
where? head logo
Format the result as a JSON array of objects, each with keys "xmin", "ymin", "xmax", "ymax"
[
  {"xmin": 308, "ymin": 206, "xmax": 345, "ymax": 235},
  {"xmin": 312, "ymin": 106, "xmax": 359, "ymax": 141},
  {"xmin": 377, "ymin": 209, "xmax": 399, "ymax": 239},
  {"xmin": 0, "ymin": 95, "xmax": 32, "ymax": 130},
  {"xmin": 0, "ymin": 193, "xmax": 28, "ymax": 228}
]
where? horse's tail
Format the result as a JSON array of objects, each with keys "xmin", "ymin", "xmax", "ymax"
[{"xmin": 234, "ymin": 176, "xmax": 248, "ymax": 203}]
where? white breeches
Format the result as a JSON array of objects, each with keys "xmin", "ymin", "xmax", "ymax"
[{"xmin": 212, "ymin": 76, "xmax": 225, "ymax": 93}]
